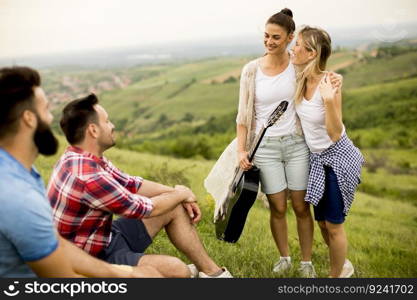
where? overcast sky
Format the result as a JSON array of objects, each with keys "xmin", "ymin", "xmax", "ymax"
[{"xmin": 1, "ymin": 0, "xmax": 416, "ymax": 58}]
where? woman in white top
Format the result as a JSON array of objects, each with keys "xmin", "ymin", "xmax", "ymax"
[
  {"xmin": 292, "ymin": 26, "xmax": 364, "ymax": 277},
  {"xmin": 235, "ymin": 8, "xmax": 316, "ymax": 277}
]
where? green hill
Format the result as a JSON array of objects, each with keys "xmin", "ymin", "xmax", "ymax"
[
  {"xmin": 341, "ymin": 49, "xmax": 417, "ymax": 89},
  {"xmin": 344, "ymin": 77, "xmax": 417, "ymax": 149},
  {"xmin": 44, "ymin": 49, "xmax": 416, "ymax": 146},
  {"xmin": 99, "ymin": 57, "xmax": 247, "ymax": 132},
  {"xmin": 102, "ymin": 50, "xmax": 416, "ymax": 144}
]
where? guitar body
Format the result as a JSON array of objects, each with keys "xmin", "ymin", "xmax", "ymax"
[{"xmin": 215, "ymin": 167, "xmax": 260, "ymax": 243}]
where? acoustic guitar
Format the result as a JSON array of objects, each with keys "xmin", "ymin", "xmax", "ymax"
[{"xmin": 215, "ymin": 100, "xmax": 289, "ymax": 243}]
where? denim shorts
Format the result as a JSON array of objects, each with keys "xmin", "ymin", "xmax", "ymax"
[
  {"xmin": 253, "ymin": 134, "xmax": 310, "ymax": 194},
  {"xmin": 313, "ymin": 166, "xmax": 345, "ymax": 224}
]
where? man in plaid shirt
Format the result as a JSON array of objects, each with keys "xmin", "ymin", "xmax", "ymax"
[{"xmin": 47, "ymin": 94, "xmax": 232, "ymax": 278}]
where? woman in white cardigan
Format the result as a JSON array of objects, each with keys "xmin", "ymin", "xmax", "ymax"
[{"xmin": 216, "ymin": 8, "xmax": 316, "ymax": 277}]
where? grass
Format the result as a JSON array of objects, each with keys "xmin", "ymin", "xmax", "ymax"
[
  {"xmin": 343, "ymin": 77, "xmax": 417, "ymax": 130},
  {"xmin": 362, "ymin": 148, "xmax": 417, "ymax": 171},
  {"xmin": 357, "ymin": 148, "xmax": 417, "ymax": 204},
  {"xmin": 36, "ymin": 139, "xmax": 417, "ymax": 278}
]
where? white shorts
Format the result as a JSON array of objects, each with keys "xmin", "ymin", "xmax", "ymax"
[{"xmin": 253, "ymin": 134, "xmax": 310, "ymax": 194}]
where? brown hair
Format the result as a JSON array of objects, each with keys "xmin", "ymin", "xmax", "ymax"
[
  {"xmin": 294, "ymin": 26, "xmax": 332, "ymax": 104},
  {"xmin": 266, "ymin": 8, "xmax": 295, "ymax": 34},
  {"xmin": 60, "ymin": 93, "xmax": 99, "ymax": 144}
]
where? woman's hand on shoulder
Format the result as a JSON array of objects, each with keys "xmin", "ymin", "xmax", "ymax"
[
  {"xmin": 319, "ymin": 73, "xmax": 339, "ymax": 103},
  {"xmin": 328, "ymin": 71, "xmax": 343, "ymax": 90}
]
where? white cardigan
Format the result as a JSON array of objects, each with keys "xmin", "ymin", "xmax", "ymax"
[{"xmin": 204, "ymin": 58, "xmax": 259, "ymax": 221}]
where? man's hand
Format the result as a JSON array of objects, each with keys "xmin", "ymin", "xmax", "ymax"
[
  {"xmin": 148, "ymin": 185, "xmax": 197, "ymax": 217},
  {"xmin": 174, "ymin": 185, "xmax": 197, "ymax": 203},
  {"xmin": 182, "ymin": 202, "xmax": 202, "ymax": 224}
]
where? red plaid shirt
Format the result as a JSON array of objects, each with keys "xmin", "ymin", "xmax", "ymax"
[{"xmin": 47, "ymin": 146, "xmax": 153, "ymax": 256}]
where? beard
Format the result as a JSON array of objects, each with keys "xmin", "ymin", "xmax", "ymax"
[
  {"xmin": 110, "ymin": 130, "xmax": 116, "ymax": 147},
  {"xmin": 34, "ymin": 117, "xmax": 59, "ymax": 156},
  {"xmin": 100, "ymin": 129, "xmax": 116, "ymax": 151},
  {"xmin": 99, "ymin": 136, "xmax": 116, "ymax": 152}
]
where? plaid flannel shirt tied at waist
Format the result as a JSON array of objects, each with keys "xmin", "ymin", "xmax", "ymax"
[{"xmin": 304, "ymin": 133, "xmax": 365, "ymax": 215}]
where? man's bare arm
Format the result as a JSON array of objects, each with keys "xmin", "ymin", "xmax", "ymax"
[
  {"xmin": 26, "ymin": 238, "xmax": 81, "ymax": 277},
  {"xmin": 138, "ymin": 179, "xmax": 175, "ymax": 197}
]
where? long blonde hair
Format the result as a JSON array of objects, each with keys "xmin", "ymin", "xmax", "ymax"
[{"xmin": 294, "ymin": 26, "xmax": 332, "ymax": 104}]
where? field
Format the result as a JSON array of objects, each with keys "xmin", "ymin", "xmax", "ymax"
[
  {"xmin": 35, "ymin": 140, "xmax": 417, "ymax": 278},
  {"xmin": 35, "ymin": 43, "xmax": 417, "ymax": 277}
]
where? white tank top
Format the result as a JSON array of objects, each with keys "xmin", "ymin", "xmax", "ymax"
[
  {"xmin": 254, "ymin": 62, "xmax": 297, "ymax": 137},
  {"xmin": 295, "ymin": 86, "xmax": 345, "ymax": 153}
]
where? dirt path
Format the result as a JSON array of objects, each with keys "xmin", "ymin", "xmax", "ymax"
[
  {"xmin": 329, "ymin": 59, "xmax": 356, "ymax": 71},
  {"xmin": 201, "ymin": 68, "xmax": 242, "ymax": 84}
]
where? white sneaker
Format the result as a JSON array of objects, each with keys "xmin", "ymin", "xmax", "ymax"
[
  {"xmin": 198, "ymin": 267, "xmax": 233, "ymax": 278},
  {"xmin": 298, "ymin": 263, "xmax": 317, "ymax": 278},
  {"xmin": 339, "ymin": 259, "xmax": 354, "ymax": 278},
  {"xmin": 187, "ymin": 264, "xmax": 199, "ymax": 278},
  {"xmin": 273, "ymin": 257, "xmax": 292, "ymax": 274}
]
